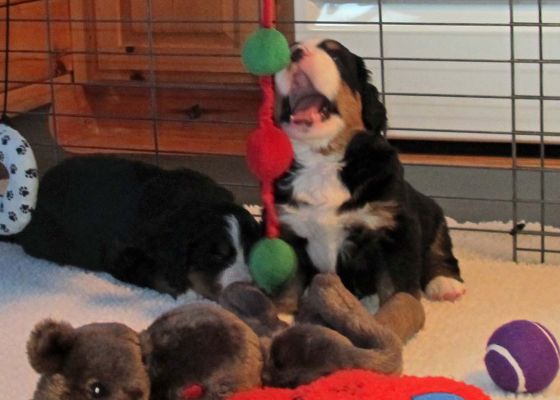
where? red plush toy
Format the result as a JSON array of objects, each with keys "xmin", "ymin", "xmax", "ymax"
[{"xmin": 229, "ymin": 369, "xmax": 490, "ymax": 400}]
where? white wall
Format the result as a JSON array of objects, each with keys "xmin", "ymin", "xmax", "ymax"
[{"xmin": 294, "ymin": 1, "xmax": 560, "ymax": 144}]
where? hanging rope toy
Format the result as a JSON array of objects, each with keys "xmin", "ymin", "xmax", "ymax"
[
  {"xmin": 0, "ymin": 0, "xmax": 39, "ymax": 235},
  {"xmin": 242, "ymin": 0, "xmax": 296, "ymax": 294}
]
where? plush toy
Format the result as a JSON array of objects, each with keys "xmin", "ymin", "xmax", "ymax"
[
  {"xmin": 0, "ymin": 1, "xmax": 39, "ymax": 235},
  {"xmin": 219, "ymin": 273, "xmax": 426, "ymax": 388},
  {"xmin": 229, "ymin": 369, "xmax": 491, "ymax": 400},
  {"xmin": 26, "ymin": 319, "xmax": 150, "ymax": 400},
  {"xmin": 0, "ymin": 123, "xmax": 39, "ymax": 235},
  {"xmin": 485, "ymin": 319, "xmax": 560, "ymax": 393},
  {"xmin": 26, "ymin": 276, "xmax": 426, "ymax": 400},
  {"xmin": 140, "ymin": 302, "xmax": 264, "ymax": 400}
]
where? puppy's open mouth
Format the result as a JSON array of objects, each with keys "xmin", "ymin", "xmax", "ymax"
[{"xmin": 285, "ymin": 71, "xmax": 339, "ymax": 127}]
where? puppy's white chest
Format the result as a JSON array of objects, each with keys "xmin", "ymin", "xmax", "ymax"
[
  {"xmin": 279, "ymin": 150, "xmax": 396, "ymax": 272},
  {"xmin": 291, "ymin": 157, "xmax": 350, "ymax": 207},
  {"xmin": 280, "ymin": 154, "xmax": 350, "ymax": 272}
]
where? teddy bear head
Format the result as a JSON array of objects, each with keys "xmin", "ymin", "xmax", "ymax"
[
  {"xmin": 140, "ymin": 302, "xmax": 263, "ymax": 400},
  {"xmin": 27, "ymin": 319, "xmax": 150, "ymax": 400}
]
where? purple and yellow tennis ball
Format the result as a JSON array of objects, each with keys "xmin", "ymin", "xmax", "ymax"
[{"xmin": 484, "ymin": 320, "xmax": 560, "ymax": 393}]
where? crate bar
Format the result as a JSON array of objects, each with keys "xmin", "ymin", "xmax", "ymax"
[
  {"xmin": 537, "ymin": 0, "xmax": 546, "ymax": 263},
  {"xmin": 509, "ymin": 0, "xmax": 519, "ymax": 262},
  {"xmin": 44, "ymin": 0, "xmax": 62, "ymax": 163},
  {"xmin": 5, "ymin": 48, "xmax": 560, "ymax": 66},
  {"xmin": 377, "ymin": 0, "xmax": 386, "ymax": 121},
  {"xmin": 145, "ymin": 0, "xmax": 160, "ymax": 166}
]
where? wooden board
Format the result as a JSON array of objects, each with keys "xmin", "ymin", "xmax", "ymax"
[
  {"xmin": 0, "ymin": 0, "xmax": 72, "ymax": 114},
  {"xmin": 399, "ymin": 153, "xmax": 560, "ymax": 170},
  {"xmin": 69, "ymin": 0, "xmax": 293, "ymax": 86},
  {"xmin": 50, "ymin": 84, "xmax": 260, "ymax": 155}
]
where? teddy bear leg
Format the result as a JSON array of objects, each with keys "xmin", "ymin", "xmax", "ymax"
[
  {"xmin": 374, "ymin": 292, "xmax": 425, "ymax": 342},
  {"xmin": 218, "ymin": 282, "xmax": 288, "ymax": 337},
  {"xmin": 296, "ymin": 273, "xmax": 401, "ymax": 350}
]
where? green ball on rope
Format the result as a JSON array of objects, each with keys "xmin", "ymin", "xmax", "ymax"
[
  {"xmin": 249, "ymin": 238, "xmax": 297, "ymax": 294},
  {"xmin": 242, "ymin": 28, "xmax": 291, "ymax": 75}
]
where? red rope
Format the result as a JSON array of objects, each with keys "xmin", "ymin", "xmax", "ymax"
[
  {"xmin": 260, "ymin": 0, "xmax": 280, "ymax": 239},
  {"xmin": 259, "ymin": 76, "xmax": 281, "ymax": 239},
  {"xmin": 259, "ymin": 76, "xmax": 274, "ymax": 125},
  {"xmin": 262, "ymin": 181, "xmax": 280, "ymax": 238},
  {"xmin": 261, "ymin": 0, "xmax": 274, "ymax": 28}
]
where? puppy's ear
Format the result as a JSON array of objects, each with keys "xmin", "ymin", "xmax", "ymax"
[
  {"xmin": 356, "ymin": 57, "xmax": 387, "ymax": 133},
  {"xmin": 27, "ymin": 319, "xmax": 76, "ymax": 374}
]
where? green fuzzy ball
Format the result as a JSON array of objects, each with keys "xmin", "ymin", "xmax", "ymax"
[
  {"xmin": 242, "ymin": 28, "xmax": 290, "ymax": 75},
  {"xmin": 249, "ymin": 238, "xmax": 297, "ymax": 294}
]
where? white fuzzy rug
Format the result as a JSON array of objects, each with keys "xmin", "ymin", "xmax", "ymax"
[{"xmin": 1, "ymin": 219, "xmax": 559, "ymax": 399}]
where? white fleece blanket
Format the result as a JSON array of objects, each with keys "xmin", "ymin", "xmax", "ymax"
[{"xmin": 1, "ymin": 219, "xmax": 559, "ymax": 400}]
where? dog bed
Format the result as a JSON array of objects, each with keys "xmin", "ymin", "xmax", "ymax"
[{"xmin": 0, "ymin": 211, "xmax": 559, "ymax": 399}]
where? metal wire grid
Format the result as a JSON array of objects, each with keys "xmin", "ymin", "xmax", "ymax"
[{"xmin": 0, "ymin": 0, "xmax": 558, "ymax": 262}]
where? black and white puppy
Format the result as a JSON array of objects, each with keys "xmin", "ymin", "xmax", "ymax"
[
  {"xmin": 274, "ymin": 38, "xmax": 465, "ymax": 303},
  {"xmin": 4, "ymin": 156, "xmax": 259, "ymax": 298}
]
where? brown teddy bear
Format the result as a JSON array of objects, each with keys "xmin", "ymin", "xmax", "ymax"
[
  {"xmin": 27, "ymin": 274, "xmax": 424, "ymax": 400},
  {"xmin": 26, "ymin": 319, "xmax": 150, "ymax": 400},
  {"xmin": 139, "ymin": 302, "xmax": 263, "ymax": 400},
  {"xmin": 138, "ymin": 273, "xmax": 423, "ymax": 397},
  {"xmin": 219, "ymin": 273, "xmax": 425, "ymax": 388}
]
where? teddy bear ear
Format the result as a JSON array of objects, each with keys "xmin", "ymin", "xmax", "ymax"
[{"xmin": 26, "ymin": 319, "xmax": 77, "ymax": 374}]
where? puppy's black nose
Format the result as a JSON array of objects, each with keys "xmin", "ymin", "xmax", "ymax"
[{"xmin": 291, "ymin": 48, "xmax": 304, "ymax": 63}]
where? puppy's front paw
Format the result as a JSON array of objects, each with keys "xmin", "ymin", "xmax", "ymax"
[{"xmin": 425, "ymin": 276, "xmax": 466, "ymax": 301}]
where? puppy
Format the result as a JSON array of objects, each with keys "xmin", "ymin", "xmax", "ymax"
[
  {"xmin": 274, "ymin": 39, "xmax": 465, "ymax": 304},
  {"xmin": 4, "ymin": 156, "xmax": 259, "ymax": 298}
]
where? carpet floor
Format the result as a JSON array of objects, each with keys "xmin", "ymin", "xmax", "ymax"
[{"xmin": 0, "ymin": 219, "xmax": 559, "ymax": 399}]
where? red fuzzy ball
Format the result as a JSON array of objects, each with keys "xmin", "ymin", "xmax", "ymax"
[{"xmin": 246, "ymin": 123, "xmax": 293, "ymax": 182}]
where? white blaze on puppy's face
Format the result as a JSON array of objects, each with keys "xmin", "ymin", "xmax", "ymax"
[
  {"xmin": 275, "ymin": 38, "xmax": 347, "ymax": 149},
  {"xmin": 218, "ymin": 215, "xmax": 252, "ymax": 289}
]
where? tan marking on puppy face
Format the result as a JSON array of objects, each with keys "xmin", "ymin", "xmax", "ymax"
[
  {"xmin": 319, "ymin": 83, "xmax": 364, "ymax": 156},
  {"xmin": 321, "ymin": 39, "xmax": 344, "ymax": 51}
]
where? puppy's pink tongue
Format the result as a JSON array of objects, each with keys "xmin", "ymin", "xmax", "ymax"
[
  {"xmin": 290, "ymin": 96, "xmax": 324, "ymax": 126},
  {"xmin": 290, "ymin": 109, "xmax": 322, "ymax": 126}
]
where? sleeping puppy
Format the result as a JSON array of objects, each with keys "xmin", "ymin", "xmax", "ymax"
[
  {"xmin": 4, "ymin": 156, "xmax": 259, "ymax": 298},
  {"xmin": 274, "ymin": 38, "xmax": 465, "ymax": 305}
]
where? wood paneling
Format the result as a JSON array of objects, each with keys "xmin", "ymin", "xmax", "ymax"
[
  {"xmin": 52, "ymin": 84, "xmax": 260, "ymax": 155},
  {"xmin": 0, "ymin": 0, "xmax": 72, "ymax": 114},
  {"xmin": 69, "ymin": 0, "xmax": 288, "ymax": 85},
  {"xmin": 52, "ymin": 1, "xmax": 294, "ymax": 155},
  {"xmin": 399, "ymin": 153, "xmax": 560, "ymax": 169}
]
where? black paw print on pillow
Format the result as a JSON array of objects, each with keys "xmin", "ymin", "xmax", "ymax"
[
  {"xmin": 0, "ymin": 151, "xmax": 4, "ymax": 162},
  {"xmin": 25, "ymin": 169, "xmax": 38, "ymax": 178},
  {"xmin": 10, "ymin": 164, "xmax": 17, "ymax": 175},
  {"xmin": 6, "ymin": 191, "xmax": 14, "ymax": 201},
  {"xmin": 19, "ymin": 186, "xmax": 29, "ymax": 197},
  {"xmin": 1, "ymin": 135, "xmax": 10, "ymax": 145},
  {"xmin": 0, "ymin": 224, "xmax": 8, "ymax": 233},
  {"xmin": 8, "ymin": 211, "xmax": 17, "ymax": 222},
  {"xmin": 16, "ymin": 145, "xmax": 27, "ymax": 156},
  {"xmin": 20, "ymin": 204, "xmax": 32, "ymax": 214}
]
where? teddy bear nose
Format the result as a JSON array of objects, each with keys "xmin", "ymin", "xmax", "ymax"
[{"xmin": 291, "ymin": 48, "xmax": 305, "ymax": 63}]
